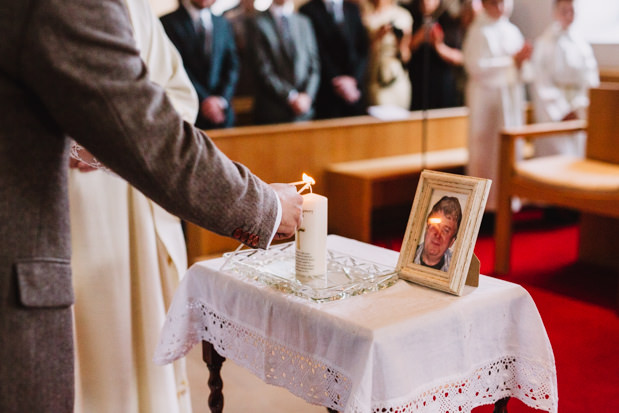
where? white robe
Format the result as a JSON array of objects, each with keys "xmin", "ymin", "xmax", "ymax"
[
  {"xmin": 462, "ymin": 11, "xmax": 527, "ymax": 211},
  {"xmin": 71, "ymin": 0, "xmax": 198, "ymax": 412},
  {"xmin": 531, "ymin": 22, "xmax": 599, "ymax": 157}
]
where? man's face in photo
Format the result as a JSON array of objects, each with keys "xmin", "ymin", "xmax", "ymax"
[{"xmin": 422, "ymin": 210, "xmax": 458, "ymax": 264}]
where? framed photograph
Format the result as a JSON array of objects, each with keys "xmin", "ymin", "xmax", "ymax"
[{"xmin": 396, "ymin": 170, "xmax": 491, "ymax": 296}]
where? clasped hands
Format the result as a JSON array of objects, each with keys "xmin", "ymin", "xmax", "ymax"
[{"xmin": 332, "ymin": 75, "xmax": 361, "ymax": 104}]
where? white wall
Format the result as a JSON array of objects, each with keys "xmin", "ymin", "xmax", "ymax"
[
  {"xmin": 510, "ymin": 0, "xmax": 619, "ymax": 69},
  {"xmin": 149, "ymin": 0, "xmax": 177, "ymax": 16}
]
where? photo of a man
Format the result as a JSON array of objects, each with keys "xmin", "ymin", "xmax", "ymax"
[{"xmin": 413, "ymin": 195, "xmax": 463, "ymax": 272}]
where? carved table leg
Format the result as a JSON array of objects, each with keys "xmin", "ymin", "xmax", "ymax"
[
  {"xmin": 202, "ymin": 341, "xmax": 226, "ymax": 413},
  {"xmin": 493, "ymin": 397, "xmax": 509, "ymax": 413}
]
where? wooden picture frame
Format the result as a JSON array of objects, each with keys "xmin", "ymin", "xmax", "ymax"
[{"xmin": 396, "ymin": 170, "xmax": 491, "ymax": 295}]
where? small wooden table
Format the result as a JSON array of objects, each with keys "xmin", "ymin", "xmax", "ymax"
[{"xmin": 155, "ymin": 236, "xmax": 557, "ymax": 413}]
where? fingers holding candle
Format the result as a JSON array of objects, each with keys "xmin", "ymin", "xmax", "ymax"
[{"xmin": 270, "ymin": 183, "xmax": 304, "ymax": 240}]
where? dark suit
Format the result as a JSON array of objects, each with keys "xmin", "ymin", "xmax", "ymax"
[
  {"xmin": 251, "ymin": 11, "xmax": 321, "ymax": 124},
  {"xmin": 161, "ymin": 6, "xmax": 239, "ymax": 129},
  {"xmin": 299, "ymin": 0, "xmax": 369, "ymax": 119},
  {"xmin": 0, "ymin": 0, "xmax": 277, "ymax": 411}
]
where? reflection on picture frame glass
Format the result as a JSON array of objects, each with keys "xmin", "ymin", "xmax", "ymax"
[{"xmin": 396, "ymin": 170, "xmax": 491, "ymax": 296}]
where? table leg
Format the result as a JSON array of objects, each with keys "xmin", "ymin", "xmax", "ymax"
[
  {"xmin": 202, "ymin": 341, "xmax": 226, "ymax": 413},
  {"xmin": 493, "ymin": 397, "xmax": 509, "ymax": 413}
]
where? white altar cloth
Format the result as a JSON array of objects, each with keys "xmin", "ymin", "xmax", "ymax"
[{"xmin": 155, "ymin": 235, "xmax": 557, "ymax": 413}]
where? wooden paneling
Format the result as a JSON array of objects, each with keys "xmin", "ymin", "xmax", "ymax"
[
  {"xmin": 186, "ymin": 108, "xmax": 469, "ymax": 261},
  {"xmin": 586, "ymin": 83, "xmax": 619, "ymax": 164}
]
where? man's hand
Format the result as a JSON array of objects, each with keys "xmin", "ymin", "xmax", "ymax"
[
  {"xmin": 289, "ymin": 92, "xmax": 312, "ymax": 116},
  {"xmin": 332, "ymin": 76, "xmax": 361, "ymax": 104},
  {"xmin": 69, "ymin": 146, "xmax": 100, "ymax": 172},
  {"xmin": 200, "ymin": 96, "xmax": 226, "ymax": 125},
  {"xmin": 270, "ymin": 183, "xmax": 303, "ymax": 240}
]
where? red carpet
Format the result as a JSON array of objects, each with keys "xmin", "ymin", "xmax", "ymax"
[{"xmin": 372, "ymin": 207, "xmax": 619, "ymax": 412}]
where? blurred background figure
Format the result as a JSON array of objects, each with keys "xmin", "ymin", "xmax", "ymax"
[
  {"xmin": 161, "ymin": 0, "xmax": 240, "ymax": 129},
  {"xmin": 71, "ymin": 0, "xmax": 198, "ymax": 412},
  {"xmin": 250, "ymin": 0, "xmax": 321, "ymax": 124},
  {"xmin": 300, "ymin": 0, "xmax": 370, "ymax": 119},
  {"xmin": 362, "ymin": 0, "xmax": 413, "ymax": 109},
  {"xmin": 462, "ymin": 0, "xmax": 532, "ymax": 211},
  {"xmin": 224, "ymin": 0, "xmax": 258, "ymax": 99},
  {"xmin": 406, "ymin": 0, "xmax": 465, "ymax": 110},
  {"xmin": 530, "ymin": 0, "xmax": 599, "ymax": 157}
]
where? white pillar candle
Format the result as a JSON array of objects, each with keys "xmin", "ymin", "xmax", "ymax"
[{"xmin": 295, "ymin": 192, "xmax": 328, "ymax": 276}]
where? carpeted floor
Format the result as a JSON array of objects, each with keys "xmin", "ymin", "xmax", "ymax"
[{"xmin": 374, "ymin": 206, "xmax": 619, "ymax": 412}]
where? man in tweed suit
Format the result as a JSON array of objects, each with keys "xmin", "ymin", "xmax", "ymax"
[{"xmin": 0, "ymin": 0, "xmax": 302, "ymax": 411}]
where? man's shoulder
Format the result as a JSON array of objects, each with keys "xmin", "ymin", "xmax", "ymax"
[
  {"xmin": 299, "ymin": 0, "xmax": 319, "ymax": 14},
  {"xmin": 160, "ymin": 7, "xmax": 186, "ymax": 24}
]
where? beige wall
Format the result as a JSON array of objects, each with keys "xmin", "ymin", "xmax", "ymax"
[
  {"xmin": 511, "ymin": 0, "xmax": 619, "ymax": 69},
  {"xmin": 148, "ymin": 0, "xmax": 177, "ymax": 16}
]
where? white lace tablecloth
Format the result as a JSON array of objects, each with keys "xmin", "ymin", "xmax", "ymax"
[{"xmin": 155, "ymin": 235, "xmax": 557, "ymax": 413}]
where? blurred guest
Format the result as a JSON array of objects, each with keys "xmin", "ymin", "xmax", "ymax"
[
  {"xmin": 161, "ymin": 0, "xmax": 240, "ymax": 129},
  {"xmin": 530, "ymin": 0, "xmax": 599, "ymax": 157},
  {"xmin": 462, "ymin": 0, "xmax": 532, "ymax": 211},
  {"xmin": 225, "ymin": 0, "xmax": 258, "ymax": 98},
  {"xmin": 300, "ymin": 0, "xmax": 370, "ymax": 119},
  {"xmin": 250, "ymin": 0, "xmax": 321, "ymax": 124},
  {"xmin": 362, "ymin": 0, "xmax": 413, "ymax": 109},
  {"xmin": 407, "ymin": 0, "xmax": 464, "ymax": 110}
]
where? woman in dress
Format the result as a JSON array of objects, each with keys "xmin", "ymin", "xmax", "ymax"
[
  {"xmin": 407, "ymin": 0, "xmax": 465, "ymax": 110},
  {"xmin": 362, "ymin": 0, "xmax": 413, "ymax": 109}
]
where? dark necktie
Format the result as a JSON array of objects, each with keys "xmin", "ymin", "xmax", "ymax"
[
  {"xmin": 326, "ymin": 1, "xmax": 345, "ymax": 30},
  {"xmin": 280, "ymin": 15, "xmax": 295, "ymax": 61},
  {"xmin": 197, "ymin": 19, "xmax": 212, "ymax": 59}
]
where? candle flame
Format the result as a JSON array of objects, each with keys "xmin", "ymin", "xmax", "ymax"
[
  {"xmin": 428, "ymin": 217, "xmax": 442, "ymax": 225},
  {"xmin": 302, "ymin": 173, "xmax": 316, "ymax": 185}
]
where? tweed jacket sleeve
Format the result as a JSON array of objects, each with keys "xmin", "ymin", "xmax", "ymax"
[{"xmin": 19, "ymin": 0, "xmax": 278, "ymax": 248}]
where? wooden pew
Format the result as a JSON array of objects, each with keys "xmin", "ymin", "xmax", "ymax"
[
  {"xmin": 325, "ymin": 148, "xmax": 467, "ymax": 243},
  {"xmin": 186, "ymin": 107, "xmax": 468, "ymax": 262}
]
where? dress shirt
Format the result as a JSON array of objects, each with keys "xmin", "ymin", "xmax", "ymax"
[
  {"xmin": 324, "ymin": 0, "xmax": 344, "ymax": 24},
  {"xmin": 181, "ymin": 0, "xmax": 211, "ymax": 32}
]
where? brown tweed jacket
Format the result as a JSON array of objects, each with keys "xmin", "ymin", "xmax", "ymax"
[{"xmin": 0, "ymin": 0, "xmax": 278, "ymax": 411}]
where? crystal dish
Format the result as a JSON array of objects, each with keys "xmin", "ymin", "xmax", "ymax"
[{"xmin": 220, "ymin": 242, "xmax": 399, "ymax": 302}]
